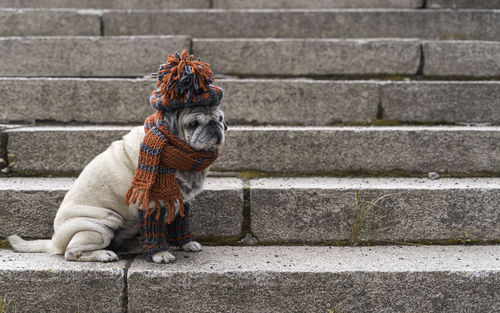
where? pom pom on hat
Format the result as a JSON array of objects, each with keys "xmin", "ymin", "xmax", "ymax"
[{"xmin": 150, "ymin": 49, "xmax": 223, "ymax": 112}]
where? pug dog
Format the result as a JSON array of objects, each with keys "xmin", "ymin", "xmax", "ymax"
[{"xmin": 8, "ymin": 105, "xmax": 226, "ymax": 263}]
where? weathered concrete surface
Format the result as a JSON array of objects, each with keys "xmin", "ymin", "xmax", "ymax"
[
  {"xmin": 127, "ymin": 246, "xmax": 500, "ymax": 313},
  {"xmin": 0, "ymin": 78, "xmax": 377, "ymax": 125},
  {"xmin": 0, "ymin": 8, "xmax": 100, "ymax": 36},
  {"xmin": 0, "ymin": 177, "xmax": 243, "ymax": 238},
  {"xmin": 0, "ymin": 0, "xmax": 209, "ymax": 9},
  {"xmin": 6, "ymin": 126, "xmax": 132, "ymax": 172},
  {"xmin": 381, "ymin": 82, "xmax": 500, "ymax": 123},
  {"xmin": 428, "ymin": 0, "xmax": 500, "ymax": 9},
  {"xmin": 219, "ymin": 79, "xmax": 378, "ymax": 124},
  {"xmin": 103, "ymin": 10, "xmax": 500, "ymax": 40},
  {"xmin": 0, "ymin": 36, "xmax": 190, "ymax": 77},
  {"xmin": 424, "ymin": 41, "xmax": 500, "ymax": 78},
  {"xmin": 6, "ymin": 126, "xmax": 500, "ymax": 173},
  {"xmin": 214, "ymin": 0, "xmax": 423, "ymax": 8},
  {"xmin": 250, "ymin": 177, "xmax": 500, "ymax": 243},
  {"xmin": 217, "ymin": 126, "xmax": 500, "ymax": 173},
  {"xmin": 0, "ymin": 249, "xmax": 126, "ymax": 312},
  {"xmin": 0, "ymin": 78, "xmax": 155, "ymax": 123},
  {"xmin": 193, "ymin": 39, "xmax": 421, "ymax": 76}
]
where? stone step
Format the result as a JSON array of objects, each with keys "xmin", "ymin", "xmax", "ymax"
[
  {"xmin": 250, "ymin": 177, "xmax": 500, "ymax": 244},
  {"xmin": 194, "ymin": 38, "xmax": 421, "ymax": 76},
  {"xmin": 2, "ymin": 37, "xmax": 499, "ymax": 78},
  {"xmin": 213, "ymin": 0, "xmax": 424, "ymax": 9},
  {"xmin": 0, "ymin": 0, "xmax": 424, "ymax": 9},
  {"xmin": 103, "ymin": 9, "xmax": 500, "ymax": 41},
  {"xmin": 0, "ymin": 177, "xmax": 243, "ymax": 239},
  {"xmin": 3, "ymin": 125, "xmax": 500, "ymax": 174},
  {"xmin": 0, "ymin": 0, "xmax": 209, "ymax": 9},
  {"xmin": 2, "ymin": 177, "xmax": 499, "ymax": 244},
  {"xmin": 423, "ymin": 41, "xmax": 500, "ymax": 78},
  {"xmin": 2, "ymin": 78, "xmax": 500, "ymax": 125},
  {"xmin": 428, "ymin": 0, "xmax": 500, "ymax": 9},
  {"xmin": 0, "ymin": 249, "xmax": 127, "ymax": 312},
  {"xmin": 0, "ymin": 8, "xmax": 100, "ymax": 36},
  {"xmin": 4, "ymin": 246, "xmax": 494, "ymax": 313},
  {"xmin": 0, "ymin": 36, "xmax": 190, "ymax": 77}
]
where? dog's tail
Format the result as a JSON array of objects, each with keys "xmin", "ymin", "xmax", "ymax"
[{"xmin": 7, "ymin": 235, "xmax": 59, "ymax": 254}]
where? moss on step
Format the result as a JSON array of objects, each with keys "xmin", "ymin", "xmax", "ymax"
[{"xmin": 0, "ymin": 239, "xmax": 11, "ymax": 250}]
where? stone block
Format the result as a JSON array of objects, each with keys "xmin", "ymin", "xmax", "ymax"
[
  {"xmin": 0, "ymin": 177, "xmax": 243, "ymax": 239},
  {"xmin": 0, "ymin": 8, "xmax": 100, "ymax": 36},
  {"xmin": 127, "ymin": 246, "xmax": 500, "ymax": 313},
  {"xmin": 193, "ymin": 39, "xmax": 421, "ymax": 76},
  {"xmin": 0, "ymin": 250, "xmax": 126, "ymax": 312},
  {"xmin": 381, "ymin": 82, "xmax": 500, "ymax": 123},
  {"xmin": 424, "ymin": 41, "xmax": 500, "ymax": 78},
  {"xmin": 0, "ymin": 36, "xmax": 190, "ymax": 77},
  {"xmin": 250, "ymin": 177, "xmax": 500, "ymax": 243}
]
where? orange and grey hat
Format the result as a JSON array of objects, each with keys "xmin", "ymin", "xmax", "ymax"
[{"xmin": 149, "ymin": 49, "xmax": 223, "ymax": 112}]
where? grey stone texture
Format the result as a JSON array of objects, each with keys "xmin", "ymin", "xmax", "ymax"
[
  {"xmin": 428, "ymin": 0, "xmax": 500, "ymax": 9},
  {"xmin": 0, "ymin": 177, "xmax": 243, "ymax": 239},
  {"xmin": 3, "ymin": 78, "xmax": 500, "ymax": 125},
  {"xmin": 0, "ymin": 249, "xmax": 127, "ymax": 313},
  {"xmin": 6, "ymin": 126, "xmax": 132, "ymax": 173},
  {"xmin": 0, "ymin": 36, "xmax": 190, "ymax": 77},
  {"xmin": 0, "ymin": 8, "xmax": 100, "ymax": 36},
  {"xmin": 127, "ymin": 246, "xmax": 500, "ymax": 313},
  {"xmin": 217, "ymin": 126, "xmax": 500, "ymax": 173},
  {"xmin": 0, "ymin": 78, "xmax": 156, "ymax": 124},
  {"xmin": 219, "ymin": 79, "xmax": 378, "ymax": 125},
  {"xmin": 0, "ymin": 0, "xmax": 209, "ymax": 9},
  {"xmin": 250, "ymin": 177, "xmax": 500, "ymax": 243},
  {"xmin": 103, "ymin": 10, "xmax": 500, "ymax": 41},
  {"xmin": 424, "ymin": 41, "xmax": 500, "ymax": 78},
  {"xmin": 0, "ymin": 78, "xmax": 377, "ymax": 125},
  {"xmin": 193, "ymin": 39, "xmax": 421, "ymax": 76},
  {"xmin": 214, "ymin": 0, "xmax": 423, "ymax": 8},
  {"xmin": 6, "ymin": 126, "xmax": 500, "ymax": 174},
  {"xmin": 382, "ymin": 82, "xmax": 500, "ymax": 123}
]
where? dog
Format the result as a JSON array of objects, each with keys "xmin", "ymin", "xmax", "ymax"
[{"xmin": 8, "ymin": 105, "xmax": 226, "ymax": 263}]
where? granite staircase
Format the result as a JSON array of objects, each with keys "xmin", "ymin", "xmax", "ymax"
[{"xmin": 0, "ymin": 0, "xmax": 499, "ymax": 312}]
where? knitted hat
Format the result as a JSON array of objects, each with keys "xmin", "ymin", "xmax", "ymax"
[{"xmin": 149, "ymin": 49, "xmax": 223, "ymax": 112}]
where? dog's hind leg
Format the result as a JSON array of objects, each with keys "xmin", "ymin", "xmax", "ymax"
[{"xmin": 64, "ymin": 230, "xmax": 119, "ymax": 262}]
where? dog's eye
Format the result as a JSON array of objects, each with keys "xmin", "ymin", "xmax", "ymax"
[
  {"xmin": 219, "ymin": 116, "xmax": 223, "ymax": 122},
  {"xmin": 188, "ymin": 120, "xmax": 199, "ymax": 128}
]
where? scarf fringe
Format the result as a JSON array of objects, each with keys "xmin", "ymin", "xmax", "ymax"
[{"xmin": 126, "ymin": 186, "xmax": 185, "ymax": 224}]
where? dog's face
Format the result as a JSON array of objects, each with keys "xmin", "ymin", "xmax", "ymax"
[{"xmin": 163, "ymin": 106, "xmax": 227, "ymax": 151}]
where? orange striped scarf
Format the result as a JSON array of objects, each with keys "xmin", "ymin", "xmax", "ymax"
[{"xmin": 125, "ymin": 110, "xmax": 218, "ymax": 224}]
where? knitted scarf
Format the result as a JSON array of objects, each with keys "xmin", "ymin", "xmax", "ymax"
[{"xmin": 125, "ymin": 110, "xmax": 218, "ymax": 224}]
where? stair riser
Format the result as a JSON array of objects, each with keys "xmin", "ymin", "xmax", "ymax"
[
  {"xmin": 2, "ymin": 37, "xmax": 499, "ymax": 78},
  {"xmin": 0, "ymin": 178, "xmax": 243, "ymax": 239},
  {"xmin": 4, "ymin": 127, "xmax": 500, "ymax": 173},
  {"xmin": 2, "ymin": 247, "xmax": 498, "ymax": 313},
  {"xmin": 0, "ymin": 9, "xmax": 100, "ymax": 36},
  {"xmin": 193, "ymin": 39, "xmax": 421, "ymax": 76},
  {"xmin": 2, "ymin": 79, "xmax": 500, "ymax": 125},
  {"xmin": 250, "ymin": 178, "xmax": 500, "ymax": 243},
  {"xmin": 214, "ymin": 0, "xmax": 423, "ymax": 9},
  {"xmin": 428, "ymin": 0, "xmax": 500, "ymax": 9},
  {"xmin": 424, "ymin": 41, "xmax": 500, "ymax": 78},
  {"xmin": 2, "ymin": 177, "xmax": 499, "ymax": 243},
  {"xmin": 103, "ymin": 10, "xmax": 500, "ymax": 41},
  {"xmin": 0, "ymin": 36, "xmax": 190, "ymax": 77},
  {"xmin": 0, "ymin": 0, "xmax": 209, "ymax": 9}
]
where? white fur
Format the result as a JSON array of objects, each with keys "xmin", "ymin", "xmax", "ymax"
[{"xmin": 8, "ymin": 107, "xmax": 225, "ymax": 263}]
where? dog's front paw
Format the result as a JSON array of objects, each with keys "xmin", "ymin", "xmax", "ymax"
[
  {"xmin": 181, "ymin": 241, "xmax": 202, "ymax": 252},
  {"xmin": 152, "ymin": 250, "xmax": 176, "ymax": 264}
]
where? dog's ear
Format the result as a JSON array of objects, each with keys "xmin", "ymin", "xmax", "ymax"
[{"xmin": 162, "ymin": 109, "xmax": 180, "ymax": 136}]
